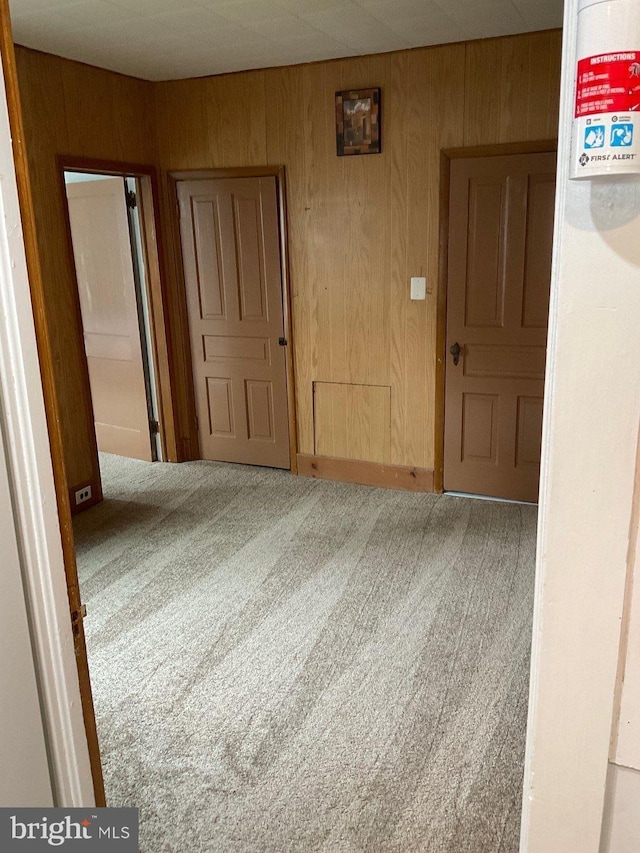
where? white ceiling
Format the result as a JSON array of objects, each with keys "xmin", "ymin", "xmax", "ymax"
[{"xmin": 9, "ymin": 0, "xmax": 564, "ymax": 82}]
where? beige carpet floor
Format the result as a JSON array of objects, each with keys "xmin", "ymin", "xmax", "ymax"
[{"xmin": 74, "ymin": 453, "xmax": 537, "ymax": 853}]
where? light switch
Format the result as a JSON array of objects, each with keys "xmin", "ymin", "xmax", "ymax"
[{"xmin": 410, "ymin": 277, "xmax": 427, "ymax": 300}]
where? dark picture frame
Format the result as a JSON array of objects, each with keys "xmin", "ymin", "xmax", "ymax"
[{"xmin": 335, "ymin": 88, "xmax": 381, "ymax": 156}]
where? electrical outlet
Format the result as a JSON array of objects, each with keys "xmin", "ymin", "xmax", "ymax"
[{"xmin": 75, "ymin": 485, "xmax": 92, "ymax": 506}]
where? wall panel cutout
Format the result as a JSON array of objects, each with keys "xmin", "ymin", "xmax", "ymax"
[{"xmin": 313, "ymin": 382, "xmax": 391, "ymax": 464}]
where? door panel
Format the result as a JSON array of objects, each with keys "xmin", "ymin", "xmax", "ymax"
[
  {"xmin": 516, "ymin": 396, "xmax": 544, "ymax": 467},
  {"xmin": 66, "ymin": 177, "xmax": 152, "ymax": 462},
  {"xmin": 461, "ymin": 393, "xmax": 499, "ymax": 463},
  {"xmin": 465, "ymin": 177, "xmax": 507, "ymax": 329},
  {"xmin": 522, "ymin": 174, "xmax": 555, "ymax": 329},
  {"xmin": 178, "ymin": 176, "xmax": 290, "ymax": 469},
  {"xmin": 444, "ymin": 152, "xmax": 556, "ymax": 502}
]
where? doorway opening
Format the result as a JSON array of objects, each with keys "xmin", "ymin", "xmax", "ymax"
[
  {"xmin": 58, "ymin": 162, "xmax": 172, "ymax": 802},
  {"xmin": 437, "ymin": 143, "xmax": 558, "ymax": 504},
  {"xmin": 62, "ymin": 166, "xmax": 167, "ymax": 511}
]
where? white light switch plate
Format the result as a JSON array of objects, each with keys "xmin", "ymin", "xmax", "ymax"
[{"xmin": 410, "ymin": 277, "xmax": 426, "ymax": 300}]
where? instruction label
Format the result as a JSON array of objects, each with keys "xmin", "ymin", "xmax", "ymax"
[
  {"xmin": 575, "ymin": 52, "xmax": 640, "ymax": 116},
  {"xmin": 572, "ymin": 51, "xmax": 640, "ymax": 177}
]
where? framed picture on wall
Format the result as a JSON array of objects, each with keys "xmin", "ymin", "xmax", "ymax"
[{"xmin": 335, "ymin": 88, "xmax": 381, "ymax": 156}]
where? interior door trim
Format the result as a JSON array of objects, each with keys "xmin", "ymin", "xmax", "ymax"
[
  {"xmin": 57, "ymin": 155, "xmax": 179, "ymax": 472},
  {"xmin": 435, "ymin": 139, "xmax": 558, "ymax": 494},
  {"xmin": 168, "ymin": 167, "xmax": 299, "ymax": 474}
]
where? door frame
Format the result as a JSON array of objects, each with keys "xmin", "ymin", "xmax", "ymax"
[
  {"xmin": 41, "ymin": 154, "xmax": 177, "ymax": 801},
  {"xmin": 168, "ymin": 166, "xmax": 299, "ymax": 473},
  {"xmin": 434, "ymin": 140, "xmax": 558, "ymax": 494},
  {"xmin": 57, "ymin": 156, "xmax": 180, "ymax": 482},
  {"xmin": 0, "ymin": 5, "xmax": 96, "ymax": 805}
]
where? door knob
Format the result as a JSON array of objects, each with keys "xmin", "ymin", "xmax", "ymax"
[{"xmin": 450, "ymin": 342, "xmax": 461, "ymax": 366}]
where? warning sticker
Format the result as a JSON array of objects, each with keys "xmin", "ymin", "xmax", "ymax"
[{"xmin": 575, "ymin": 52, "xmax": 640, "ymax": 117}]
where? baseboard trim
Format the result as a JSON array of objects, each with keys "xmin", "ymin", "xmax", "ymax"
[{"xmin": 296, "ymin": 454, "xmax": 435, "ymax": 492}]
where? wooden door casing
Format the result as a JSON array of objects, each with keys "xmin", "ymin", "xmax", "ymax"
[
  {"xmin": 178, "ymin": 176, "xmax": 290, "ymax": 469},
  {"xmin": 444, "ymin": 152, "xmax": 556, "ymax": 502}
]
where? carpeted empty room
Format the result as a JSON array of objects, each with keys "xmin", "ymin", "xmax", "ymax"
[{"xmin": 73, "ymin": 453, "xmax": 537, "ymax": 852}]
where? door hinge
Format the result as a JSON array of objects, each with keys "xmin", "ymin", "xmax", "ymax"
[
  {"xmin": 71, "ymin": 603, "xmax": 87, "ymax": 623},
  {"xmin": 278, "ymin": 337, "xmax": 287, "ymax": 347},
  {"xmin": 70, "ymin": 603, "xmax": 87, "ymax": 643},
  {"xmin": 150, "ymin": 419, "xmax": 160, "ymax": 435},
  {"xmin": 126, "ymin": 189, "xmax": 137, "ymax": 209}
]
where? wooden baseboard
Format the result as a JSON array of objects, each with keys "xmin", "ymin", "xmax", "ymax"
[{"xmin": 297, "ymin": 454, "xmax": 435, "ymax": 492}]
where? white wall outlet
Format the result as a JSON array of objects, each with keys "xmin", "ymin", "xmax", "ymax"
[
  {"xmin": 75, "ymin": 485, "xmax": 92, "ymax": 506},
  {"xmin": 410, "ymin": 277, "xmax": 427, "ymax": 300}
]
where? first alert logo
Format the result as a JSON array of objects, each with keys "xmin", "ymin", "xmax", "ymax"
[{"xmin": 579, "ymin": 151, "xmax": 637, "ymax": 166}]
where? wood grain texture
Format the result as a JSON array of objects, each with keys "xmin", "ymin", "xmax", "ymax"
[
  {"xmin": 313, "ymin": 382, "xmax": 391, "ymax": 464},
  {"xmin": 15, "ymin": 47, "xmax": 158, "ymax": 494},
  {"xmin": 16, "ymin": 31, "xmax": 561, "ymax": 489},
  {"xmin": 155, "ymin": 31, "xmax": 560, "ymax": 471},
  {"xmin": 297, "ymin": 453, "xmax": 434, "ymax": 492}
]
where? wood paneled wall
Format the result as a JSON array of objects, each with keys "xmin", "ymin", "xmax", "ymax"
[
  {"xmin": 15, "ymin": 31, "xmax": 561, "ymax": 493},
  {"xmin": 15, "ymin": 47, "xmax": 157, "ymax": 495},
  {"xmin": 154, "ymin": 30, "xmax": 561, "ymax": 471}
]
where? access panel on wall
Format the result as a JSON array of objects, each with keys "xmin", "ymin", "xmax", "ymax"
[
  {"xmin": 177, "ymin": 176, "xmax": 290, "ymax": 469},
  {"xmin": 444, "ymin": 152, "xmax": 556, "ymax": 503}
]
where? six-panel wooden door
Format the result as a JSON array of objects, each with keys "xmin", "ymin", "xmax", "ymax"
[
  {"xmin": 444, "ymin": 152, "xmax": 556, "ymax": 502},
  {"xmin": 178, "ymin": 176, "xmax": 290, "ymax": 469}
]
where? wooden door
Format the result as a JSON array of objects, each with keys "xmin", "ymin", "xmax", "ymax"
[
  {"xmin": 444, "ymin": 152, "xmax": 556, "ymax": 502},
  {"xmin": 66, "ymin": 177, "xmax": 153, "ymax": 462},
  {"xmin": 178, "ymin": 176, "xmax": 290, "ymax": 468}
]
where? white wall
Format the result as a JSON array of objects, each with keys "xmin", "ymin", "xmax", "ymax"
[
  {"xmin": 612, "ymin": 457, "xmax": 640, "ymax": 770},
  {"xmin": 521, "ymin": 0, "xmax": 640, "ymax": 850},
  {"xmin": 64, "ymin": 171, "xmax": 115, "ymax": 183},
  {"xmin": 601, "ymin": 450, "xmax": 640, "ymax": 852},
  {"xmin": 0, "ymin": 41, "xmax": 51, "ymax": 808},
  {"xmin": 0, "ymin": 434, "xmax": 52, "ymax": 806}
]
